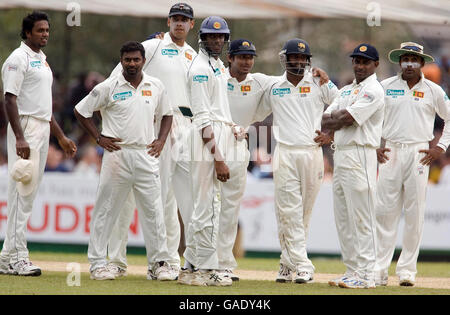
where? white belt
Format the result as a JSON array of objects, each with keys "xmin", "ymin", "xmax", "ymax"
[
  {"xmin": 333, "ymin": 144, "xmax": 376, "ymax": 151},
  {"xmin": 386, "ymin": 140, "xmax": 428, "ymax": 149}
]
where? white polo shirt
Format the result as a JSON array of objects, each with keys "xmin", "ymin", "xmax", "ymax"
[
  {"xmin": 325, "ymin": 73, "xmax": 384, "ymax": 148},
  {"xmin": 1, "ymin": 41, "xmax": 53, "ymax": 122},
  {"xmin": 381, "ymin": 72, "xmax": 450, "ymax": 151},
  {"xmin": 110, "ymin": 33, "xmax": 196, "ymax": 113},
  {"xmin": 75, "ymin": 72, "xmax": 172, "ymax": 148},
  {"xmin": 263, "ymin": 71, "xmax": 339, "ymax": 146},
  {"xmin": 188, "ymin": 50, "xmax": 234, "ymax": 130},
  {"xmin": 225, "ymin": 69, "xmax": 278, "ymax": 129}
]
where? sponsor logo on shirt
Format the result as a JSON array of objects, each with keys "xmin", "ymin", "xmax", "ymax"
[
  {"xmin": 30, "ymin": 60, "xmax": 42, "ymax": 68},
  {"xmin": 386, "ymin": 89, "xmax": 405, "ymax": 96},
  {"xmin": 142, "ymin": 90, "xmax": 152, "ymax": 96},
  {"xmin": 161, "ymin": 49, "xmax": 178, "ymax": 56},
  {"xmin": 341, "ymin": 90, "xmax": 351, "ymax": 97},
  {"xmin": 412, "ymin": 91, "xmax": 424, "ymax": 98},
  {"xmin": 241, "ymin": 85, "xmax": 251, "ymax": 92},
  {"xmin": 299, "ymin": 86, "xmax": 310, "ymax": 94},
  {"xmin": 185, "ymin": 52, "xmax": 192, "ymax": 61},
  {"xmin": 272, "ymin": 88, "xmax": 291, "ymax": 97},
  {"xmin": 327, "ymin": 81, "xmax": 336, "ymax": 89},
  {"xmin": 7, "ymin": 65, "xmax": 18, "ymax": 72},
  {"xmin": 113, "ymin": 91, "xmax": 133, "ymax": 101},
  {"xmin": 228, "ymin": 83, "xmax": 234, "ymax": 91},
  {"xmin": 193, "ymin": 75, "xmax": 208, "ymax": 83}
]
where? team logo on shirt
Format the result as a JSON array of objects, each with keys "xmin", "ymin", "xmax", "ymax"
[
  {"xmin": 193, "ymin": 75, "xmax": 208, "ymax": 83},
  {"xmin": 353, "ymin": 89, "xmax": 359, "ymax": 94},
  {"xmin": 299, "ymin": 87, "xmax": 311, "ymax": 94},
  {"xmin": 272, "ymin": 88, "xmax": 291, "ymax": 97},
  {"xmin": 142, "ymin": 90, "xmax": 152, "ymax": 96},
  {"xmin": 412, "ymin": 91, "xmax": 424, "ymax": 98},
  {"xmin": 161, "ymin": 49, "xmax": 178, "ymax": 57},
  {"xmin": 113, "ymin": 91, "xmax": 133, "ymax": 100},
  {"xmin": 228, "ymin": 83, "xmax": 234, "ymax": 91},
  {"xmin": 241, "ymin": 85, "xmax": 251, "ymax": 92},
  {"xmin": 185, "ymin": 52, "xmax": 192, "ymax": 61},
  {"xmin": 30, "ymin": 61, "xmax": 42, "ymax": 68}
]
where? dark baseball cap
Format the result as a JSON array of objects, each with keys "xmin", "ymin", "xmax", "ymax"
[
  {"xmin": 168, "ymin": 3, "xmax": 194, "ymax": 19},
  {"xmin": 350, "ymin": 43, "xmax": 379, "ymax": 61},
  {"xmin": 229, "ymin": 39, "xmax": 257, "ymax": 56}
]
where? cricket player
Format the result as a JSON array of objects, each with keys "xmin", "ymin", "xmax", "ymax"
[
  {"xmin": 180, "ymin": 16, "xmax": 238, "ymax": 287},
  {"xmin": 107, "ymin": 2, "xmax": 196, "ymax": 280},
  {"xmin": 375, "ymin": 42, "xmax": 450, "ymax": 287},
  {"xmin": 74, "ymin": 41, "xmax": 173, "ymax": 280},
  {"xmin": 259, "ymin": 38, "xmax": 338, "ymax": 284},
  {"xmin": 322, "ymin": 44, "xmax": 384, "ymax": 289},
  {"xmin": 0, "ymin": 11, "xmax": 77, "ymax": 276}
]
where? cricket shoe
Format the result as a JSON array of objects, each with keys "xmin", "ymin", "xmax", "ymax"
[
  {"xmin": 294, "ymin": 270, "xmax": 314, "ymax": 284},
  {"xmin": 399, "ymin": 274, "xmax": 415, "ymax": 287},
  {"xmin": 375, "ymin": 271, "xmax": 388, "ymax": 286},
  {"xmin": 90, "ymin": 266, "xmax": 115, "ymax": 280},
  {"xmin": 177, "ymin": 268, "xmax": 195, "ymax": 285},
  {"xmin": 220, "ymin": 269, "xmax": 239, "ymax": 282},
  {"xmin": 328, "ymin": 272, "xmax": 354, "ymax": 287},
  {"xmin": 167, "ymin": 264, "xmax": 180, "ymax": 281},
  {"xmin": 0, "ymin": 258, "xmax": 15, "ymax": 275},
  {"xmin": 147, "ymin": 261, "xmax": 173, "ymax": 281},
  {"xmin": 191, "ymin": 270, "xmax": 232, "ymax": 287},
  {"xmin": 12, "ymin": 260, "xmax": 41, "ymax": 276},
  {"xmin": 338, "ymin": 276, "xmax": 376, "ymax": 289},
  {"xmin": 106, "ymin": 263, "xmax": 127, "ymax": 278},
  {"xmin": 276, "ymin": 264, "xmax": 293, "ymax": 283}
]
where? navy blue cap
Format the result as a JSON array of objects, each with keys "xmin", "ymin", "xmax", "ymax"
[
  {"xmin": 350, "ymin": 43, "xmax": 379, "ymax": 61},
  {"xmin": 281, "ymin": 38, "xmax": 312, "ymax": 57},
  {"xmin": 228, "ymin": 39, "xmax": 256, "ymax": 56},
  {"xmin": 169, "ymin": 3, "xmax": 194, "ymax": 19}
]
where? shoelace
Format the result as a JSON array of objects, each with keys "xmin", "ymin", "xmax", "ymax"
[
  {"xmin": 209, "ymin": 273, "xmax": 221, "ymax": 282},
  {"xmin": 279, "ymin": 265, "xmax": 291, "ymax": 277}
]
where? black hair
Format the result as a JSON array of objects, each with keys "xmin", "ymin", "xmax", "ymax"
[
  {"xmin": 120, "ymin": 41, "xmax": 146, "ymax": 59},
  {"xmin": 21, "ymin": 11, "xmax": 50, "ymax": 40}
]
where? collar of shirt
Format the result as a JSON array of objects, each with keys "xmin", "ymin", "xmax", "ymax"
[
  {"xmin": 278, "ymin": 70, "xmax": 313, "ymax": 88},
  {"xmin": 395, "ymin": 71, "xmax": 425, "ymax": 89},
  {"xmin": 351, "ymin": 72, "xmax": 378, "ymax": 88},
  {"xmin": 20, "ymin": 41, "xmax": 46, "ymax": 60},
  {"xmin": 117, "ymin": 71, "xmax": 152, "ymax": 89},
  {"xmin": 199, "ymin": 49, "xmax": 223, "ymax": 69},
  {"xmin": 162, "ymin": 32, "xmax": 185, "ymax": 50},
  {"xmin": 225, "ymin": 67, "xmax": 254, "ymax": 84}
]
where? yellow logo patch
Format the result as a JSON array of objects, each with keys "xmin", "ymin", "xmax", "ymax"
[
  {"xmin": 413, "ymin": 91, "xmax": 424, "ymax": 98},
  {"xmin": 242, "ymin": 41, "xmax": 250, "ymax": 47},
  {"xmin": 359, "ymin": 46, "xmax": 367, "ymax": 52},
  {"xmin": 213, "ymin": 22, "xmax": 221, "ymax": 29},
  {"xmin": 241, "ymin": 85, "xmax": 251, "ymax": 92},
  {"xmin": 299, "ymin": 87, "xmax": 311, "ymax": 93},
  {"xmin": 185, "ymin": 52, "xmax": 192, "ymax": 61},
  {"xmin": 142, "ymin": 90, "xmax": 152, "ymax": 96},
  {"xmin": 353, "ymin": 89, "xmax": 359, "ymax": 94}
]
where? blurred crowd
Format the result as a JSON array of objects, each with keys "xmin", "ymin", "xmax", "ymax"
[{"xmin": 1, "ymin": 55, "xmax": 450, "ymax": 186}]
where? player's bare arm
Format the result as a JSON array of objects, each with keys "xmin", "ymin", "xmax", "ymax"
[
  {"xmin": 201, "ymin": 125, "xmax": 230, "ymax": 182},
  {"xmin": 4, "ymin": 92, "xmax": 29, "ymax": 159},
  {"xmin": 376, "ymin": 138, "xmax": 391, "ymax": 164},
  {"xmin": 322, "ymin": 109, "xmax": 354, "ymax": 131},
  {"xmin": 419, "ymin": 146, "xmax": 444, "ymax": 166},
  {"xmin": 147, "ymin": 114, "xmax": 173, "ymax": 158},
  {"xmin": 50, "ymin": 115, "xmax": 77, "ymax": 158},
  {"xmin": 74, "ymin": 108, "xmax": 122, "ymax": 152},
  {"xmin": 314, "ymin": 130, "xmax": 333, "ymax": 146},
  {"xmin": 311, "ymin": 67, "xmax": 329, "ymax": 86}
]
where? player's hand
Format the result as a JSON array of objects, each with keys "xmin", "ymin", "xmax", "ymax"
[
  {"xmin": 58, "ymin": 136, "xmax": 77, "ymax": 158},
  {"xmin": 16, "ymin": 138, "xmax": 30, "ymax": 159},
  {"xmin": 98, "ymin": 136, "xmax": 122, "ymax": 152},
  {"xmin": 233, "ymin": 125, "xmax": 247, "ymax": 141},
  {"xmin": 313, "ymin": 130, "xmax": 332, "ymax": 146},
  {"xmin": 419, "ymin": 146, "xmax": 444, "ymax": 166},
  {"xmin": 214, "ymin": 160, "xmax": 230, "ymax": 182},
  {"xmin": 312, "ymin": 67, "xmax": 329, "ymax": 86},
  {"xmin": 376, "ymin": 148, "xmax": 391, "ymax": 164},
  {"xmin": 147, "ymin": 139, "xmax": 165, "ymax": 158}
]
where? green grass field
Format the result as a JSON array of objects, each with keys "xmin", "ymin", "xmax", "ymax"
[{"xmin": 0, "ymin": 251, "xmax": 449, "ymax": 295}]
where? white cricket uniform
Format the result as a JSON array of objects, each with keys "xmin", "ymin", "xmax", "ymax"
[
  {"xmin": 217, "ymin": 70, "xmax": 277, "ymax": 270},
  {"xmin": 324, "ymin": 73, "xmax": 384, "ymax": 281},
  {"xmin": 183, "ymin": 50, "xmax": 238, "ymax": 270},
  {"xmin": 108, "ymin": 33, "xmax": 197, "ymax": 269},
  {"xmin": 75, "ymin": 72, "xmax": 172, "ymax": 271},
  {"xmin": 375, "ymin": 73, "xmax": 450, "ymax": 280},
  {"xmin": 262, "ymin": 71, "xmax": 338, "ymax": 273},
  {"xmin": 1, "ymin": 42, "xmax": 52, "ymax": 264}
]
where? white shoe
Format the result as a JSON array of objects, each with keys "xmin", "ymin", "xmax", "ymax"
[
  {"xmin": 328, "ymin": 272, "xmax": 354, "ymax": 287},
  {"xmin": 0, "ymin": 259, "xmax": 15, "ymax": 275},
  {"xmin": 338, "ymin": 276, "xmax": 376, "ymax": 289},
  {"xmin": 177, "ymin": 268, "xmax": 194, "ymax": 285},
  {"xmin": 12, "ymin": 260, "xmax": 41, "ymax": 276},
  {"xmin": 191, "ymin": 270, "xmax": 232, "ymax": 287},
  {"xmin": 167, "ymin": 265, "xmax": 180, "ymax": 281},
  {"xmin": 90, "ymin": 266, "xmax": 115, "ymax": 280},
  {"xmin": 375, "ymin": 272, "xmax": 388, "ymax": 286},
  {"xmin": 106, "ymin": 263, "xmax": 127, "ymax": 278},
  {"xmin": 399, "ymin": 274, "xmax": 415, "ymax": 287},
  {"xmin": 148, "ymin": 262, "xmax": 172, "ymax": 281},
  {"xmin": 294, "ymin": 270, "xmax": 313, "ymax": 284},
  {"xmin": 221, "ymin": 269, "xmax": 239, "ymax": 282},
  {"xmin": 276, "ymin": 264, "xmax": 293, "ymax": 283}
]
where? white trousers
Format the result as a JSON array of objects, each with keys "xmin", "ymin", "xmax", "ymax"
[
  {"xmin": 1, "ymin": 116, "xmax": 49, "ymax": 264},
  {"xmin": 88, "ymin": 147, "xmax": 169, "ymax": 271},
  {"xmin": 183, "ymin": 121, "xmax": 241, "ymax": 270},
  {"xmin": 273, "ymin": 144, "xmax": 323, "ymax": 273},
  {"xmin": 375, "ymin": 142, "xmax": 429, "ymax": 279},
  {"xmin": 107, "ymin": 112, "xmax": 193, "ymax": 269},
  {"xmin": 333, "ymin": 145, "xmax": 377, "ymax": 281}
]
